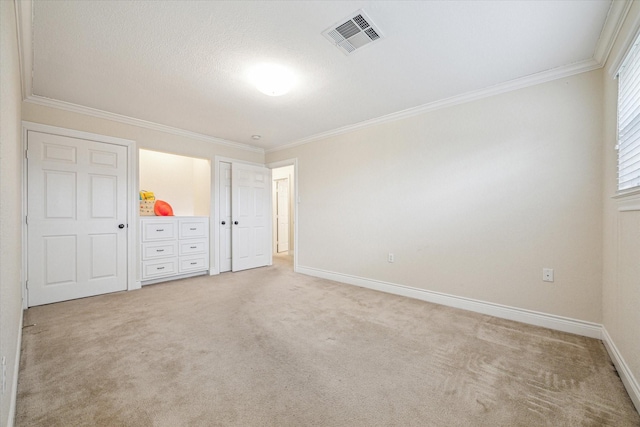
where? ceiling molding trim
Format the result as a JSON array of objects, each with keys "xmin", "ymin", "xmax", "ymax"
[
  {"xmin": 14, "ymin": 0, "xmax": 33, "ymax": 101},
  {"xmin": 607, "ymin": 2, "xmax": 640, "ymax": 76},
  {"xmin": 24, "ymin": 95, "xmax": 264, "ymax": 154},
  {"xmin": 594, "ymin": 0, "xmax": 633, "ymax": 65},
  {"xmin": 267, "ymin": 58, "xmax": 602, "ymax": 153},
  {"xmin": 18, "ymin": 0, "xmax": 261, "ymax": 154}
]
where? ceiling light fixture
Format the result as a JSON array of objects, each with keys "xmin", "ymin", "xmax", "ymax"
[
  {"xmin": 248, "ymin": 63, "xmax": 297, "ymax": 96},
  {"xmin": 251, "ymin": 135, "xmax": 261, "ymax": 140}
]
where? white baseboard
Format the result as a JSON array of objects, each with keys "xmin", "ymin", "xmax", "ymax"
[
  {"xmin": 297, "ymin": 265, "xmax": 603, "ymax": 339},
  {"xmin": 141, "ymin": 271, "xmax": 208, "ymax": 286},
  {"xmin": 300, "ymin": 265, "xmax": 640, "ymax": 414},
  {"xmin": 602, "ymin": 327, "xmax": 640, "ymax": 413},
  {"xmin": 6, "ymin": 311, "xmax": 23, "ymax": 427}
]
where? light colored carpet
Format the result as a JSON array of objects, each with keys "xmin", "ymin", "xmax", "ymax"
[{"xmin": 16, "ymin": 255, "xmax": 640, "ymax": 426}]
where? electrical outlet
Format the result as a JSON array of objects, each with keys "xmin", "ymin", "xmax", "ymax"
[
  {"xmin": 388, "ymin": 253, "xmax": 395, "ymax": 263},
  {"xmin": 543, "ymin": 268, "xmax": 554, "ymax": 282}
]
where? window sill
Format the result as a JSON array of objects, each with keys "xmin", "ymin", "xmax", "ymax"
[{"xmin": 613, "ymin": 188, "xmax": 640, "ymax": 211}]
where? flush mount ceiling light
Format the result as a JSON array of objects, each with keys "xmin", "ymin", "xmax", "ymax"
[{"xmin": 248, "ymin": 63, "xmax": 297, "ymax": 96}]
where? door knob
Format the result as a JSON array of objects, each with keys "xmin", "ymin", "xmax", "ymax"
[
  {"xmin": 221, "ymin": 221, "xmax": 226, "ymax": 225},
  {"xmin": 234, "ymin": 221, "xmax": 239, "ymax": 225},
  {"xmin": 118, "ymin": 224, "xmax": 125, "ymax": 229}
]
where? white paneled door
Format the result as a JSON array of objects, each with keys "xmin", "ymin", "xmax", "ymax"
[
  {"xmin": 276, "ymin": 178, "xmax": 289, "ymax": 253},
  {"xmin": 219, "ymin": 161, "xmax": 232, "ymax": 273},
  {"xmin": 27, "ymin": 131, "xmax": 128, "ymax": 306},
  {"xmin": 231, "ymin": 163, "xmax": 271, "ymax": 272}
]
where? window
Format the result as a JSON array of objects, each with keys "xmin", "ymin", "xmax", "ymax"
[{"xmin": 617, "ymin": 32, "xmax": 640, "ymax": 192}]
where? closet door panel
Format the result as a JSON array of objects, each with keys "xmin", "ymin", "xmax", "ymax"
[{"xmin": 231, "ymin": 163, "xmax": 271, "ymax": 272}]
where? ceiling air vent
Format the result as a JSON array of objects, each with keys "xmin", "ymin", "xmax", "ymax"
[{"xmin": 322, "ymin": 10, "xmax": 383, "ymax": 55}]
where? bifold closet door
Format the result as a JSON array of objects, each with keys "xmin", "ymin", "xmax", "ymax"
[
  {"xmin": 231, "ymin": 163, "xmax": 271, "ymax": 272},
  {"xmin": 219, "ymin": 161, "xmax": 271, "ymax": 273},
  {"xmin": 219, "ymin": 162, "xmax": 232, "ymax": 272}
]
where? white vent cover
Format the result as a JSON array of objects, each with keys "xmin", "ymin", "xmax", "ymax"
[{"xmin": 322, "ymin": 10, "xmax": 383, "ymax": 55}]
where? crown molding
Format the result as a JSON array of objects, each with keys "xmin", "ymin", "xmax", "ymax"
[
  {"xmin": 15, "ymin": 0, "xmax": 260, "ymax": 154},
  {"xmin": 18, "ymin": 0, "xmax": 627, "ymax": 155},
  {"xmin": 267, "ymin": 58, "xmax": 602, "ymax": 153},
  {"xmin": 14, "ymin": 0, "xmax": 33, "ymax": 101},
  {"xmin": 607, "ymin": 2, "xmax": 640, "ymax": 76},
  {"xmin": 24, "ymin": 95, "xmax": 264, "ymax": 153},
  {"xmin": 265, "ymin": 1, "xmax": 634, "ymax": 154},
  {"xmin": 594, "ymin": 0, "xmax": 633, "ymax": 65}
]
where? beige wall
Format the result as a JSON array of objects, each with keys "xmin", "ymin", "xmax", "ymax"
[
  {"xmin": 22, "ymin": 102, "xmax": 264, "ymax": 165},
  {"xmin": 267, "ymin": 69, "xmax": 604, "ymax": 323},
  {"xmin": 602, "ymin": 1, "xmax": 640, "ymax": 407},
  {"xmin": 193, "ymin": 157, "xmax": 211, "ymax": 216},
  {"xmin": 1, "ymin": 1, "xmax": 25, "ymax": 425},
  {"xmin": 139, "ymin": 149, "xmax": 211, "ymax": 216}
]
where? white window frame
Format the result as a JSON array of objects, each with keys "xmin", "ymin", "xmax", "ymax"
[{"xmin": 617, "ymin": 31, "xmax": 640, "ymax": 194}]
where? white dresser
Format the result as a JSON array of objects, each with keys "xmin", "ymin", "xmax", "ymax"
[{"xmin": 140, "ymin": 216, "xmax": 209, "ymax": 285}]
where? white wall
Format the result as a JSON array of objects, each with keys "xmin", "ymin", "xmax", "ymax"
[
  {"xmin": 267, "ymin": 69, "xmax": 604, "ymax": 323},
  {"xmin": 139, "ymin": 149, "xmax": 210, "ymax": 216},
  {"xmin": 193, "ymin": 158, "xmax": 211, "ymax": 217},
  {"xmin": 1, "ymin": 1, "xmax": 25, "ymax": 425},
  {"xmin": 602, "ymin": 1, "xmax": 640, "ymax": 411}
]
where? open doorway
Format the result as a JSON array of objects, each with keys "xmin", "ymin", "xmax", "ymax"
[{"xmin": 271, "ymin": 164, "xmax": 295, "ymax": 269}]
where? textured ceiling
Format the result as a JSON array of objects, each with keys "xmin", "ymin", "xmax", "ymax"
[{"xmin": 31, "ymin": 1, "xmax": 613, "ymax": 150}]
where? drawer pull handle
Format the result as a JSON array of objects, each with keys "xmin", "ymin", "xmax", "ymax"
[
  {"xmin": 156, "ymin": 229, "xmax": 164, "ymax": 232},
  {"xmin": 189, "ymin": 227, "xmax": 197, "ymax": 230},
  {"xmin": 156, "ymin": 249, "xmax": 164, "ymax": 252},
  {"xmin": 190, "ymin": 262, "xmax": 197, "ymax": 265},
  {"xmin": 157, "ymin": 266, "xmax": 165, "ymax": 270},
  {"xmin": 190, "ymin": 246, "xmax": 197, "ymax": 249}
]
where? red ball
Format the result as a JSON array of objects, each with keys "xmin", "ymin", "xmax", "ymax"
[{"xmin": 154, "ymin": 200, "xmax": 174, "ymax": 216}]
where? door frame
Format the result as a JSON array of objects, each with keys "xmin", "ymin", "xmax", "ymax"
[
  {"xmin": 212, "ymin": 156, "xmax": 270, "ymax": 275},
  {"xmin": 22, "ymin": 121, "xmax": 138, "ymax": 309},
  {"xmin": 267, "ymin": 158, "xmax": 299, "ymax": 273},
  {"xmin": 273, "ymin": 177, "xmax": 290, "ymax": 254}
]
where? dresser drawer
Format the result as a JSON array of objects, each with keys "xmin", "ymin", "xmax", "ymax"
[
  {"xmin": 179, "ymin": 219, "xmax": 208, "ymax": 239},
  {"xmin": 140, "ymin": 217, "xmax": 209, "ymax": 285},
  {"xmin": 142, "ymin": 258, "xmax": 178, "ymax": 279},
  {"xmin": 179, "ymin": 255, "xmax": 208, "ymax": 273},
  {"xmin": 142, "ymin": 220, "xmax": 176, "ymax": 242},
  {"xmin": 178, "ymin": 240, "xmax": 206, "ymax": 256},
  {"xmin": 142, "ymin": 241, "xmax": 178, "ymax": 260}
]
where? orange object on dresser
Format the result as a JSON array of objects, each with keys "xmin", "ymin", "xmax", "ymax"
[{"xmin": 154, "ymin": 200, "xmax": 174, "ymax": 216}]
